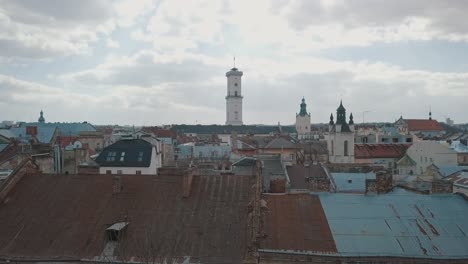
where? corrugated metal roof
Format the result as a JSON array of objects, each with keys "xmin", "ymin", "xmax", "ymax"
[
  {"xmin": 331, "ymin": 172, "xmax": 376, "ymax": 193},
  {"xmin": 319, "ymin": 188, "xmax": 468, "ymax": 259}
]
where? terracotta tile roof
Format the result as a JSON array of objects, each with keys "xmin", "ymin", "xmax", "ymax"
[
  {"xmin": 142, "ymin": 127, "xmax": 177, "ymax": 139},
  {"xmin": 0, "ymin": 173, "xmax": 254, "ymax": 263},
  {"xmin": 404, "ymin": 119, "xmax": 444, "ymax": 131},
  {"xmin": 355, "ymin": 144, "xmax": 410, "ymax": 159},
  {"xmin": 260, "ymin": 194, "xmax": 337, "ymax": 253}
]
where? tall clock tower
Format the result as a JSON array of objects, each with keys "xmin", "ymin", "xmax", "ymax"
[{"xmin": 225, "ymin": 67, "xmax": 243, "ymax": 126}]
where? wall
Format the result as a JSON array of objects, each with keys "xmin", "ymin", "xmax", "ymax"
[
  {"xmin": 406, "ymin": 141, "xmax": 457, "ymax": 174},
  {"xmin": 295, "ymin": 115, "xmax": 311, "ymax": 138},
  {"xmin": 328, "ymin": 129, "xmax": 355, "ymax": 164}
]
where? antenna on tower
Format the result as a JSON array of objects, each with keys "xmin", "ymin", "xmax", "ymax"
[{"xmin": 233, "ymin": 56, "xmax": 236, "ymax": 68}]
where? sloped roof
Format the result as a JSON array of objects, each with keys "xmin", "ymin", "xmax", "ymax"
[
  {"xmin": 355, "ymin": 144, "xmax": 410, "ymax": 159},
  {"xmin": 445, "ymin": 172, "xmax": 468, "ymax": 189},
  {"xmin": 397, "ymin": 154, "xmax": 417, "ymax": 166},
  {"xmin": 319, "ymin": 188, "xmax": 468, "ymax": 259},
  {"xmin": 264, "ymin": 136, "xmax": 297, "ymax": 149},
  {"xmin": 0, "ymin": 173, "xmax": 254, "ymax": 262},
  {"xmin": 95, "ymin": 139, "xmax": 152, "ymax": 167},
  {"xmin": 287, "ymin": 164, "xmax": 328, "ymax": 190},
  {"xmin": 7, "ymin": 126, "xmax": 57, "ymax": 144},
  {"xmin": 404, "ymin": 119, "xmax": 444, "ymax": 132},
  {"xmin": 260, "ymin": 194, "xmax": 337, "ymax": 253}
]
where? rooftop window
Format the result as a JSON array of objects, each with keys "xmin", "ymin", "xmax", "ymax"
[
  {"xmin": 120, "ymin": 152, "xmax": 125, "ymax": 162},
  {"xmin": 106, "ymin": 151, "xmax": 117, "ymax": 161},
  {"xmin": 137, "ymin": 151, "xmax": 144, "ymax": 162}
]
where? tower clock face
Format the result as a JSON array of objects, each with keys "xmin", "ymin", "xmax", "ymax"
[{"xmin": 234, "ymin": 83, "xmax": 238, "ymax": 86}]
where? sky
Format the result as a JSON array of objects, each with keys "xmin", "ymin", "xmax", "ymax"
[{"xmin": 1, "ymin": 0, "xmax": 468, "ymax": 125}]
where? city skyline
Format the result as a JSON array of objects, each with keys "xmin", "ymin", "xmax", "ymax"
[{"xmin": 2, "ymin": 0, "xmax": 468, "ymax": 125}]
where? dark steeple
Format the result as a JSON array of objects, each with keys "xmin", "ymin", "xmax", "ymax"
[
  {"xmin": 429, "ymin": 107, "xmax": 432, "ymax": 120},
  {"xmin": 349, "ymin": 112, "xmax": 354, "ymax": 125},
  {"xmin": 38, "ymin": 110, "xmax": 45, "ymax": 123},
  {"xmin": 329, "ymin": 113, "xmax": 334, "ymax": 125},
  {"xmin": 336, "ymin": 100, "xmax": 346, "ymax": 125},
  {"xmin": 298, "ymin": 97, "xmax": 308, "ymax": 116}
]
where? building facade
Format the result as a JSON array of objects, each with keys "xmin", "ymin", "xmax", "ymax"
[
  {"xmin": 295, "ymin": 97, "xmax": 311, "ymax": 140},
  {"xmin": 328, "ymin": 101, "xmax": 355, "ymax": 163},
  {"xmin": 225, "ymin": 67, "xmax": 243, "ymax": 126}
]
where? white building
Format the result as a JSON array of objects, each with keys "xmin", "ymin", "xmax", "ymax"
[
  {"xmin": 295, "ymin": 97, "xmax": 311, "ymax": 140},
  {"xmin": 405, "ymin": 141, "xmax": 458, "ymax": 175},
  {"xmin": 96, "ymin": 138, "xmax": 162, "ymax": 175},
  {"xmin": 225, "ymin": 67, "xmax": 243, "ymax": 126},
  {"xmin": 328, "ymin": 101, "xmax": 355, "ymax": 163}
]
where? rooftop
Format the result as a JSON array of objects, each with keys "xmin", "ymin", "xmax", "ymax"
[
  {"xmin": 320, "ymin": 189, "xmax": 468, "ymax": 259},
  {"xmin": 330, "ymin": 172, "xmax": 376, "ymax": 193},
  {"xmin": 355, "ymin": 144, "xmax": 410, "ymax": 159},
  {"xmin": 95, "ymin": 139, "xmax": 153, "ymax": 167},
  {"xmin": 0, "ymin": 173, "xmax": 254, "ymax": 263},
  {"xmin": 404, "ymin": 119, "xmax": 444, "ymax": 132}
]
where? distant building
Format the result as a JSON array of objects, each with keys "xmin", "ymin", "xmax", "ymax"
[
  {"xmin": 295, "ymin": 97, "xmax": 311, "ymax": 140},
  {"xmin": 328, "ymin": 101, "xmax": 355, "ymax": 163},
  {"xmin": 403, "ymin": 141, "xmax": 458, "ymax": 175},
  {"xmin": 225, "ymin": 67, "xmax": 243, "ymax": 126},
  {"xmin": 96, "ymin": 139, "xmax": 162, "ymax": 175},
  {"xmin": 354, "ymin": 143, "xmax": 410, "ymax": 169},
  {"xmin": 395, "ymin": 114, "xmax": 444, "ymax": 139}
]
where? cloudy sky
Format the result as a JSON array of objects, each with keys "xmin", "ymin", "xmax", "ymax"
[{"xmin": 1, "ymin": 0, "xmax": 468, "ymax": 125}]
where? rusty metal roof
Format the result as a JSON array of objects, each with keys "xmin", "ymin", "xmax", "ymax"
[
  {"xmin": 319, "ymin": 188, "xmax": 468, "ymax": 259},
  {"xmin": 0, "ymin": 173, "xmax": 255, "ymax": 263},
  {"xmin": 260, "ymin": 194, "xmax": 337, "ymax": 253}
]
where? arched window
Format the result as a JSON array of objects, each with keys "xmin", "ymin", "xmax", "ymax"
[
  {"xmin": 344, "ymin": 140, "xmax": 348, "ymax": 156},
  {"xmin": 235, "ymin": 91, "xmax": 238, "ymax": 96},
  {"xmin": 234, "ymin": 111, "xmax": 238, "ymax": 120}
]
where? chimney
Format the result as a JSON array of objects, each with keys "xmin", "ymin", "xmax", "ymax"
[
  {"xmin": 182, "ymin": 168, "xmax": 194, "ymax": 198},
  {"xmin": 231, "ymin": 131, "xmax": 238, "ymax": 152},
  {"xmin": 375, "ymin": 170, "xmax": 393, "ymax": 194},
  {"xmin": 113, "ymin": 175, "xmax": 122, "ymax": 194},
  {"xmin": 26, "ymin": 126, "xmax": 38, "ymax": 137}
]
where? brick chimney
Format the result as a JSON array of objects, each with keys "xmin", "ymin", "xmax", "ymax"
[
  {"xmin": 182, "ymin": 168, "xmax": 194, "ymax": 198},
  {"xmin": 113, "ymin": 175, "xmax": 123, "ymax": 194},
  {"xmin": 375, "ymin": 170, "xmax": 393, "ymax": 194}
]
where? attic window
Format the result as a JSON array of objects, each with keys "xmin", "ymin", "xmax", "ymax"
[
  {"xmin": 120, "ymin": 152, "xmax": 126, "ymax": 162},
  {"xmin": 107, "ymin": 151, "xmax": 117, "ymax": 161},
  {"xmin": 137, "ymin": 152, "xmax": 144, "ymax": 162}
]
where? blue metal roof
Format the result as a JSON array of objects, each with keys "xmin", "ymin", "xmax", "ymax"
[
  {"xmin": 7, "ymin": 126, "xmax": 57, "ymax": 144},
  {"xmin": 19, "ymin": 122, "xmax": 96, "ymax": 136},
  {"xmin": 331, "ymin": 172, "xmax": 376, "ymax": 193},
  {"xmin": 0, "ymin": 144, "xmax": 8, "ymax": 152},
  {"xmin": 437, "ymin": 165, "xmax": 468, "ymax": 177},
  {"xmin": 319, "ymin": 189, "xmax": 468, "ymax": 258}
]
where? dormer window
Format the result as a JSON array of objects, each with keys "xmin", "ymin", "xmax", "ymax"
[
  {"xmin": 137, "ymin": 151, "xmax": 144, "ymax": 162},
  {"xmin": 120, "ymin": 152, "xmax": 125, "ymax": 162},
  {"xmin": 107, "ymin": 151, "xmax": 117, "ymax": 161}
]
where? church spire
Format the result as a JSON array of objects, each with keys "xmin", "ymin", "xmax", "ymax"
[
  {"xmin": 429, "ymin": 106, "xmax": 432, "ymax": 120},
  {"xmin": 349, "ymin": 112, "xmax": 354, "ymax": 125},
  {"xmin": 38, "ymin": 110, "xmax": 45, "ymax": 123},
  {"xmin": 329, "ymin": 113, "xmax": 334, "ymax": 125},
  {"xmin": 298, "ymin": 97, "xmax": 308, "ymax": 116}
]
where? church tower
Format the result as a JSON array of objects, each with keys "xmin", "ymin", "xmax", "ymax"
[
  {"xmin": 295, "ymin": 97, "xmax": 311, "ymax": 139},
  {"xmin": 328, "ymin": 101, "xmax": 355, "ymax": 163},
  {"xmin": 225, "ymin": 66, "xmax": 243, "ymax": 126},
  {"xmin": 38, "ymin": 110, "xmax": 45, "ymax": 123}
]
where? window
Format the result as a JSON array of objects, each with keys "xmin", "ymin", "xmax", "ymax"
[
  {"xmin": 235, "ymin": 91, "xmax": 238, "ymax": 96},
  {"xmin": 344, "ymin": 140, "xmax": 349, "ymax": 156},
  {"xmin": 137, "ymin": 151, "xmax": 144, "ymax": 162},
  {"xmin": 106, "ymin": 170, "xmax": 111, "ymax": 174},
  {"xmin": 117, "ymin": 170, "xmax": 122, "ymax": 175},
  {"xmin": 106, "ymin": 151, "xmax": 117, "ymax": 161},
  {"xmin": 120, "ymin": 152, "xmax": 125, "ymax": 162},
  {"xmin": 363, "ymin": 137, "xmax": 368, "ymax": 143},
  {"xmin": 136, "ymin": 170, "xmax": 142, "ymax": 175},
  {"xmin": 406, "ymin": 138, "xmax": 412, "ymax": 143},
  {"xmin": 234, "ymin": 111, "xmax": 238, "ymax": 120},
  {"xmin": 234, "ymin": 83, "xmax": 238, "ymax": 86},
  {"xmin": 392, "ymin": 138, "xmax": 398, "ymax": 143}
]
